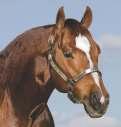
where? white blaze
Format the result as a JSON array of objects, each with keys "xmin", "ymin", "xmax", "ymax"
[{"xmin": 75, "ymin": 34, "xmax": 105, "ymax": 104}]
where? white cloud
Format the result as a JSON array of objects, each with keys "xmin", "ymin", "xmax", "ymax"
[
  {"xmin": 99, "ymin": 34, "xmax": 121, "ymax": 48},
  {"xmin": 67, "ymin": 116, "xmax": 121, "ymax": 127},
  {"xmin": 56, "ymin": 113, "xmax": 121, "ymax": 127}
]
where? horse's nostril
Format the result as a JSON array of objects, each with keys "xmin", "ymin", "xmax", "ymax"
[
  {"xmin": 105, "ymin": 96, "xmax": 109, "ymax": 105},
  {"xmin": 91, "ymin": 92, "xmax": 100, "ymax": 103},
  {"xmin": 89, "ymin": 93, "xmax": 109, "ymax": 113},
  {"xmin": 90, "ymin": 92, "xmax": 101, "ymax": 110}
]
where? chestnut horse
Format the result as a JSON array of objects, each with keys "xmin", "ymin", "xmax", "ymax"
[{"xmin": 0, "ymin": 6, "xmax": 109, "ymax": 127}]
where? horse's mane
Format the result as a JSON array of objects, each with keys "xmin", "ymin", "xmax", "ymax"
[
  {"xmin": 0, "ymin": 33, "xmax": 31, "ymax": 105},
  {"xmin": 0, "ymin": 42, "xmax": 13, "ymax": 104}
]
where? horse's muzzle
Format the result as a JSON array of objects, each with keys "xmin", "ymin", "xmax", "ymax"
[
  {"xmin": 84, "ymin": 92, "xmax": 109, "ymax": 118},
  {"xmin": 90, "ymin": 92, "xmax": 109, "ymax": 111}
]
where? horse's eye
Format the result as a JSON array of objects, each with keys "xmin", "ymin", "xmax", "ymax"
[{"xmin": 64, "ymin": 51, "xmax": 73, "ymax": 58}]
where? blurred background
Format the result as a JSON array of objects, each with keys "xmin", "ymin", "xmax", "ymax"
[{"xmin": 0, "ymin": 0, "xmax": 121, "ymax": 127}]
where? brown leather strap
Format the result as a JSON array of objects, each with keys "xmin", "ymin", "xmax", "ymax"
[{"xmin": 27, "ymin": 103, "xmax": 46, "ymax": 127}]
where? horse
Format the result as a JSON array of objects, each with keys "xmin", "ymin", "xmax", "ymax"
[{"xmin": 0, "ymin": 6, "xmax": 109, "ymax": 127}]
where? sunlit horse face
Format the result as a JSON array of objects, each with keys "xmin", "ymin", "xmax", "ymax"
[{"xmin": 51, "ymin": 7, "xmax": 109, "ymax": 118}]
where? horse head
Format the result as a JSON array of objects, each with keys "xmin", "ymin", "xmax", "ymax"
[{"xmin": 48, "ymin": 6, "xmax": 109, "ymax": 118}]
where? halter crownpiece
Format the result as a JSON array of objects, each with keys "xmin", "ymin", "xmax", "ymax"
[{"xmin": 48, "ymin": 35, "xmax": 102, "ymax": 103}]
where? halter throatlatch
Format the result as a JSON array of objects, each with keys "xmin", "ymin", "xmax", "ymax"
[{"xmin": 48, "ymin": 35, "xmax": 102, "ymax": 103}]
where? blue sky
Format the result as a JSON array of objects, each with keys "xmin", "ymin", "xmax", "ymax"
[{"xmin": 0, "ymin": 0, "xmax": 121, "ymax": 127}]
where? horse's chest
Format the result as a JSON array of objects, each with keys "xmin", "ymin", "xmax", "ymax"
[{"xmin": 0, "ymin": 91, "xmax": 19, "ymax": 127}]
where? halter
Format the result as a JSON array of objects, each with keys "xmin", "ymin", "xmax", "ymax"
[{"xmin": 48, "ymin": 35, "xmax": 102, "ymax": 104}]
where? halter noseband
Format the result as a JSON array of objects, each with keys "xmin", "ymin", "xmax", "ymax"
[{"xmin": 48, "ymin": 35, "xmax": 101, "ymax": 103}]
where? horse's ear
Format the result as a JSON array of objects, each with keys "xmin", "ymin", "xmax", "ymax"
[
  {"xmin": 56, "ymin": 6, "xmax": 65, "ymax": 30},
  {"xmin": 80, "ymin": 6, "xmax": 92, "ymax": 28}
]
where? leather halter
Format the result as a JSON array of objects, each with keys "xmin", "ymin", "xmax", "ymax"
[
  {"xmin": 27, "ymin": 103, "xmax": 46, "ymax": 127},
  {"xmin": 48, "ymin": 35, "xmax": 102, "ymax": 103}
]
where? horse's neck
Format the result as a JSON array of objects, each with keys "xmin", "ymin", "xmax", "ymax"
[
  {"xmin": 0, "ymin": 24, "xmax": 55, "ymax": 126},
  {"xmin": 0, "ymin": 82, "xmax": 54, "ymax": 126},
  {"xmin": 10, "ymin": 81, "xmax": 54, "ymax": 120}
]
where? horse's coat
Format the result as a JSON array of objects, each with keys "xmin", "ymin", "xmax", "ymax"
[
  {"xmin": 0, "ymin": 26, "xmax": 55, "ymax": 127},
  {"xmin": 0, "ymin": 90, "xmax": 18, "ymax": 127},
  {"xmin": 0, "ymin": 6, "xmax": 109, "ymax": 127}
]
